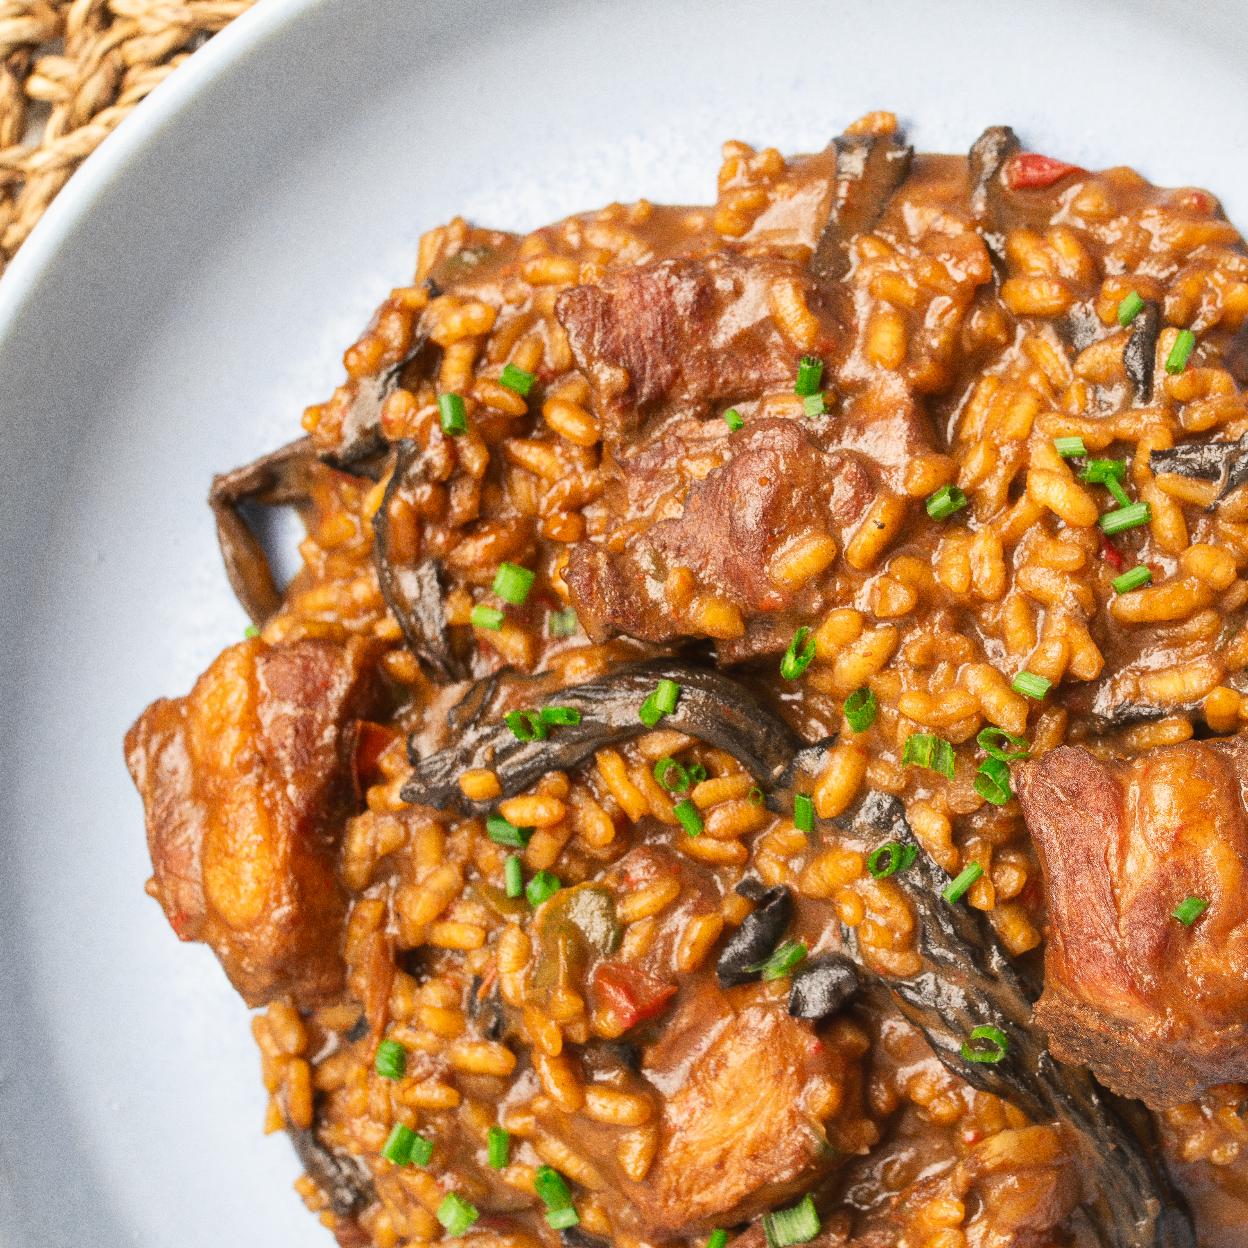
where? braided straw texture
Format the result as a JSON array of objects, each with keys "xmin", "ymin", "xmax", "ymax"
[{"xmin": 0, "ymin": 0, "xmax": 253, "ymax": 274}]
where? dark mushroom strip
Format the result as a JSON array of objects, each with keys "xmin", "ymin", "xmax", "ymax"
[
  {"xmin": 1123, "ymin": 300, "xmax": 1161, "ymax": 403},
  {"xmin": 967, "ymin": 124, "xmax": 1021, "ymax": 258},
  {"xmin": 834, "ymin": 791, "xmax": 1195, "ymax": 1248},
  {"xmin": 788, "ymin": 955, "xmax": 860, "ymax": 1021},
  {"xmin": 288, "ymin": 1124, "xmax": 374, "ymax": 1219},
  {"xmin": 810, "ymin": 131, "xmax": 913, "ymax": 286},
  {"xmin": 401, "ymin": 660, "xmax": 809, "ymax": 815},
  {"xmin": 1150, "ymin": 431, "xmax": 1248, "ymax": 500},
  {"xmin": 715, "ymin": 884, "xmax": 793, "ymax": 987},
  {"xmin": 373, "ymin": 440, "xmax": 466, "ymax": 682},
  {"xmin": 207, "ymin": 436, "xmax": 318, "ymax": 624}
]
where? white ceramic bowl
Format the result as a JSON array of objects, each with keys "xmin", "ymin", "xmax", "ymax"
[{"xmin": 3, "ymin": 0, "xmax": 1248, "ymax": 1242}]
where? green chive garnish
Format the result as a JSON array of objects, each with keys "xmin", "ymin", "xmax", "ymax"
[
  {"xmin": 802, "ymin": 392, "xmax": 826, "ymax": 417},
  {"xmin": 976, "ymin": 726, "xmax": 1030, "ymax": 762},
  {"xmin": 486, "ymin": 814, "xmax": 533, "ymax": 849},
  {"xmin": 1099, "ymin": 501, "xmax": 1151, "ymax": 535},
  {"xmin": 673, "ymin": 798, "xmax": 704, "ymax": 838},
  {"xmin": 243, "ymin": 623, "xmax": 260, "ymax": 639},
  {"xmin": 638, "ymin": 678, "xmax": 681, "ymax": 728},
  {"xmin": 487, "ymin": 1126, "xmax": 511, "ymax": 1170},
  {"xmin": 374, "ymin": 1039, "xmax": 407, "ymax": 1080},
  {"xmin": 535, "ymin": 1165, "xmax": 574, "ymax": 1212},
  {"xmin": 843, "ymin": 686, "xmax": 878, "ymax": 732},
  {"xmin": 793, "ymin": 793, "xmax": 814, "ymax": 833},
  {"xmin": 547, "ymin": 1208, "xmax": 580, "ymax": 1230},
  {"xmin": 654, "ymin": 757, "xmax": 692, "ymax": 793},
  {"xmin": 1053, "ymin": 436, "xmax": 1086, "ymax": 458},
  {"xmin": 902, "ymin": 732, "xmax": 955, "ymax": 780},
  {"xmin": 548, "ymin": 607, "xmax": 580, "ymax": 637},
  {"xmin": 383, "ymin": 1123, "xmax": 429, "ymax": 1166},
  {"xmin": 867, "ymin": 841, "xmax": 918, "ymax": 879},
  {"xmin": 723, "ymin": 407, "xmax": 744, "ymax": 431},
  {"xmin": 1166, "ymin": 329, "xmax": 1196, "ymax": 374},
  {"xmin": 974, "ymin": 756, "xmax": 1013, "ymax": 806},
  {"xmin": 492, "ymin": 562, "xmax": 535, "ymax": 605},
  {"xmin": 780, "ymin": 626, "xmax": 816, "ymax": 681},
  {"xmin": 499, "ymin": 363, "xmax": 536, "ymax": 396},
  {"xmin": 794, "ymin": 355, "xmax": 824, "ymax": 396},
  {"xmin": 1011, "ymin": 671, "xmax": 1051, "ymax": 700},
  {"xmin": 471, "ymin": 604, "xmax": 506, "ymax": 631},
  {"xmin": 960, "ymin": 1024, "xmax": 1009, "ymax": 1064},
  {"xmin": 1117, "ymin": 291, "xmax": 1145, "ymax": 327},
  {"xmin": 1112, "ymin": 565, "xmax": 1152, "ymax": 593},
  {"xmin": 504, "ymin": 710, "xmax": 547, "ymax": 741},
  {"xmin": 755, "ymin": 940, "xmax": 808, "ymax": 982},
  {"xmin": 409, "ymin": 1134, "xmax": 434, "ymax": 1166},
  {"xmin": 437, "ymin": 1193, "xmax": 479, "ymax": 1236},
  {"xmin": 526, "ymin": 870, "xmax": 562, "ymax": 907},
  {"xmin": 708, "ymin": 1232, "xmax": 729, "ymax": 1248},
  {"xmin": 539, "ymin": 705, "xmax": 581, "ymax": 727},
  {"xmin": 925, "ymin": 484, "xmax": 968, "ymax": 520},
  {"xmin": 504, "ymin": 855, "xmax": 524, "ymax": 899},
  {"xmin": 942, "ymin": 862, "xmax": 984, "ymax": 905},
  {"xmin": 762, "ymin": 1193, "xmax": 820, "ymax": 1248},
  {"xmin": 1173, "ymin": 895, "xmax": 1209, "ymax": 926},
  {"xmin": 438, "ymin": 392, "xmax": 467, "ymax": 435}
]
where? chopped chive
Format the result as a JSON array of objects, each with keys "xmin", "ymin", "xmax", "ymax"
[
  {"xmin": 535, "ymin": 1165, "xmax": 573, "ymax": 1211},
  {"xmin": 437, "ymin": 1193, "xmax": 479, "ymax": 1236},
  {"xmin": 747, "ymin": 785, "xmax": 766, "ymax": 806},
  {"xmin": 902, "ymin": 732, "xmax": 955, "ymax": 780},
  {"xmin": 1011, "ymin": 671, "xmax": 1051, "ymax": 700},
  {"xmin": 409, "ymin": 1134, "xmax": 434, "ymax": 1166},
  {"xmin": 504, "ymin": 855, "xmax": 524, "ymax": 899},
  {"xmin": 639, "ymin": 677, "xmax": 681, "ymax": 727},
  {"xmin": 723, "ymin": 407, "xmax": 745, "ymax": 431},
  {"xmin": 1099, "ymin": 501, "xmax": 1151, "ymax": 535},
  {"xmin": 243, "ymin": 623, "xmax": 260, "ymax": 639},
  {"xmin": 374, "ymin": 1038, "xmax": 407, "ymax": 1080},
  {"xmin": 1117, "ymin": 290, "xmax": 1145, "ymax": 327},
  {"xmin": 487, "ymin": 1126, "xmax": 511, "ymax": 1170},
  {"xmin": 867, "ymin": 841, "xmax": 918, "ymax": 879},
  {"xmin": 547, "ymin": 1208, "xmax": 580, "ymax": 1230},
  {"xmin": 1080, "ymin": 457, "xmax": 1127, "ymax": 483},
  {"xmin": 548, "ymin": 607, "xmax": 580, "ymax": 638},
  {"xmin": 763, "ymin": 1194, "xmax": 821, "ymax": 1248},
  {"xmin": 471, "ymin": 604, "xmax": 506, "ymax": 631},
  {"xmin": 504, "ymin": 710, "xmax": 548, "ymax": 741},
  {"xmin": 486, "ymin": 814, "xmax": 533, "ymax": 849},
  {"xmin": 1112, "ymin": 565, "xmax": 1153, "ymax": 593},
  {"xmin": 843, "ymin": 686, "xmax": 878, "ymax": 732},
  {"xmin": 942, "ymin": 862, "xmax": 984, "ymax": 905},
  {"xmin": 492, "ymin": 562, "xmax": 535, "ymax": 605},
  {"xmin": 780, "ymin": 626, "xmax": 817, "ymax": 681},
  {"xmin": 1166, "ymin": 329, "xmax": 1197, "ymax": 374},
  {"xmin": 708, "ymin": 1232, "xmax": 729, "ymax": 1248},
  {"xmin": 1173, "ymin": 895, "xmax": 1209, "ymax": 926},
  {"xmin": 499, "ymin": 363, "xmax": 536, "ymax": 396},
  {"xmin": 382, "ymin": 1123, "xmax": 418, "ymax": 1165},
  {"xmin": 960, "ymin": 1024, "xmax": 1009, "ymax": 1064},
  {"xmin": 976, "ymin": 726, "xmax": 1030, "ymax": 762},
  {"xmin": 974, "ymin": 757, "xmax": 1013, "ymax": 806},
  {"xmin": 1105, "ymin": 478, "xmax": 1131, "ymax": 508},
  {"xmin": 755, "ymin": 939, "xmax": 808, "ymax": 982},
  {"xmin": 654, "ymin": 757, "xmax": 692, "ymax": 793},
  {"xmin": 802, "ymin": 392, "xmax": 826, "ymax": 417},
  {"xmin": 438, "ymin": 392, "xmax": 467, "ymax": 435},
  {"xmin": 687, "ymin": 763, "xmax": 708, "ymax": 783},
  {"xmin": 673, "ymin": 798, "xmax": 704, "ymax": 838},
  {"xmin": 1053, "ymin": 436, "xmax": 1086, "ymax": 458},
  {"xmin": 526, "ymin": 870, "xmax": 562, "ymax": 907},
  {"xmin": 539, "ymin": 705, "xmax": 581, "ymax": 727},
  {"xmin": 925, "ymin": 484, "xmax": 968, "ymax": 520},
  {"xmin": 794, "ymin": 355, "xmax": 825, "ymax": 397},
  {"xmin": 793, "ymin": 793, "xmax": 814, "ymax": 833}
]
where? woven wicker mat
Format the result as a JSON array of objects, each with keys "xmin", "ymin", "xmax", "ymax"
[{"xmin": 0, "ymin": 0, "xmax": 254, "ymax": 275}]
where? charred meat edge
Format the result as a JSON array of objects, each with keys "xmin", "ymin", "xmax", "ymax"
[
  {"xmin": 373, "ymin": 439, "xmax": 466, "ymax": 682},
  {"xmin": 1150, "ymin": 431, "xmax": 1248, "ymax": 501},
  {"xmin": 810, "ymin": 130, "xmax": 914, "ymax": 286},
  {"xmin": 836, "ymin": 791, "xmax": 1194, "ymax": 1248},
  {"xmin": 401, "ymin": 659, "xmax": 819, "ymax": 814},
  {"xmin": 208, "ymin": 436, "xmax": 318, "ymax": 624},
  {"xmin": 1123, "ymin": 300, "xmax": 1161, "ymax": 404}
]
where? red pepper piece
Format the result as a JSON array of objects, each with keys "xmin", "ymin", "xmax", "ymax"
[
  {"xmin": 591, "ymin": 962, "xmax": 678, "ymax": 1031},
  {"xmin": 1005, "ymin": 152, "xmax": 1086, "ymax": 191}
]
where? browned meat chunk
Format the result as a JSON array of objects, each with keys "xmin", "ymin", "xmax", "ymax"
[
  {"xmin": 631, "ymin": 998, "xmax": 856, "ymax": 1234},
  {"xmin": 1015, "ymin": 738, "xmax": 1248, "ymax": 1107},
  {"xmin": 125, "ymin": 637, "xmax": 382, "ymax": 1007},
  {"xmin": 564, "ymin": 418, "xmax": 873, "ymax": 649},
  {"xmin": 556, "ymin": 254, "xmax": 826, "ymax": 439}
]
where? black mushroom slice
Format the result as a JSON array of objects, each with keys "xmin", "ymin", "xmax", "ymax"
[
  {"xmin": 373, "ymin": 440, "xmax": 466, "ymax": 682},
  {"xmin": 968, "ymin": 124, "xmax": 1021, "ymax": 224},
  {"xmin": 715, "ymin": 885, "xmax": 793, "ymax": 988},
  {"xmin": 288, "ymin": 1125, "xmax": 374, "ymax": 1219},
  {"xmin": 787, "ymin": 955, "xmax": 860, "ymax": 1021},
  {"xmin": 208, "ymin": 436, "xmax": 318, "ymax": 624},
  {"xmin": 836, "ymin": 791, "xmax": 1195, "ymax": 1248},
  {"xmin": 561, "ymin": 1229, "xmax": 611, "ymax": 1248},
  {"xmin": 810, "ymin": 130, "xmax": 914, "ymax": 286},
  {"xmin": 1123, "ymin": 300, "xmax": 1161, "ymax": 403},
  {"xmin": 401, "ymin": 659, "xmax": 814, "ymax": 815},
  {"xmin": 1150, "ymin": 431, "xmax": 1248, "ymax": 501}
]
